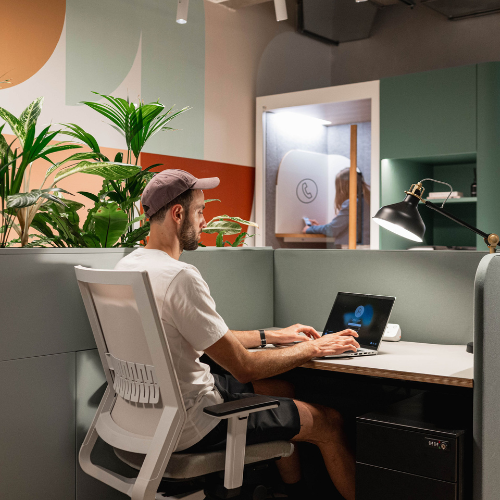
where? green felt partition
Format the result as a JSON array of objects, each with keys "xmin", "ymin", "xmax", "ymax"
[
  {"xmin": 181, "ymin": 247, "xmax": 274, "ymax": 330},
  {"xmin": 274, "ymin": 249, "xmax": 485, "ymax": 345}
]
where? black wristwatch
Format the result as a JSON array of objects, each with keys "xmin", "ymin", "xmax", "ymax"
[{"xmin": 259, "ymin": 329, "xmax": 267, "ymax": 348}]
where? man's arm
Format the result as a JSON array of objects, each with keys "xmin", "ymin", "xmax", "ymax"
[
  {"xmin": 232, "ymin": 324, "xmax": 321, "ymax": 348},
  {"xmin": 205, "ymin": 329, "xmax": 359, "ymax": 383}
]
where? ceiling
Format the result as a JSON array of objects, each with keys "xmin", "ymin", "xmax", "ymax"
[{"xmin": 271, "ymin": 99, "xmax": 372, "ymax": 126}]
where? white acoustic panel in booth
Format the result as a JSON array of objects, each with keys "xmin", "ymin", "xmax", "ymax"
[{"xmin": 275, "ymin": 150, "xmax": 349, "ymax": 234}]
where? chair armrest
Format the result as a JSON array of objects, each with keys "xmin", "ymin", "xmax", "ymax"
[
  {"xmin": 203, "ymin": 395, "xmax": 280, "ymax": 419},
  {"xmin": 204, "ymin": 396, "xmax": 281, "ymax": 491}
]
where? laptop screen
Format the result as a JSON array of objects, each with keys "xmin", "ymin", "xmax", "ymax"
[{"xmin": 322, "ymin": 292, "xmax": 396, "ymax": 350}]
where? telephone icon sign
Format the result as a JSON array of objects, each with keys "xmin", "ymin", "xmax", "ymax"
[{"xmin": 296, "ymin": 179, "xmax": 318, "ymax": 204}]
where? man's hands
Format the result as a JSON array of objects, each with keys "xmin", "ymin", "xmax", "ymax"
[
  {"xmin": 269, "ymin": 325, "xmax": 360, "ymax": 357},
  {"xmin": 267, "ymin": 324, "xmax": 321, "ymax": 345},
  {"xmin": 303, "ymin": 329, "xmax": 360, "ymax": 357}
]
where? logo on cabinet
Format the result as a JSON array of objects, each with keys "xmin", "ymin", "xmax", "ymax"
[{"xmin": 296, "ymin": 179, "xmax": 318, "ymax": 204}]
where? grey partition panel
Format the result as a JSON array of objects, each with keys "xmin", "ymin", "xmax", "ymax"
[
  {"xmin": 0, "ymin": 248, "xmax": 133, "ymax": 361},
  {"xmin": 0, "ymin": 353, "xmax": 76, "ymax": 500},
  {"xmin": 473, "ymin": 254, "xmax": 500, "ymax": 500},
  {"xmin": 181, "ymin": 247, "xmax": 274, "ymax": 330},
  {"xmin": 274, "ymin": 249, "xmax": 486, "ymax": 345},
  {"xmin": 76, "ymin": 349, "xmax": 134, "ymax": 500}
]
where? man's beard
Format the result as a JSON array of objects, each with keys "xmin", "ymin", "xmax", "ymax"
[{"xmin": 179, "ymin": 217, "xmax": 200, "ymax": 251}]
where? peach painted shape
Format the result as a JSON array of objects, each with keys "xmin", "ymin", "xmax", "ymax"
[{"xmin": 1, "ymin": 0, "xmax": 66, "ymax": 87}]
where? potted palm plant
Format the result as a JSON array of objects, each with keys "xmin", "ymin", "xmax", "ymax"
[
  {"xmin": 0, "ymin": 97, "xmax": 141, "ymax": 247},
  {"xmin": 23, "ymin": 93, "xmax": 190, "ymax": 248}
]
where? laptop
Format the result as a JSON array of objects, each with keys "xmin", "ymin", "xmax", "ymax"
[{"xmin": 319, "ymin": 292, "xmax": 396, "ymax": 358}]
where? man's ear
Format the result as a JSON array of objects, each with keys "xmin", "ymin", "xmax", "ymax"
[{"xmin": 171, "ymin": 204, "xmax": 184, "ymax": 225}]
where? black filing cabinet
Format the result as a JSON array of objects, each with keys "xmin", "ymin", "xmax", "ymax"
[{"xmin": 356, "ymin": 392, "xmax": 472, "ymax": 500}]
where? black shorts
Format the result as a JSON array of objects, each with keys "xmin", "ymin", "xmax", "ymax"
[{"xmin": 182, "ymin": 373, "xmax": 301, "ymax": 453}]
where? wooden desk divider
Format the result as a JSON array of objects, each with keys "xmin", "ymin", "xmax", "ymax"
[{"xmin": 349, "ymin": 124, "xmax": 358, "ymax": 249}]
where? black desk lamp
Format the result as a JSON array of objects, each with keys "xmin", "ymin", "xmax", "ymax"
[{"xmin": 373, "ymin": 178, "xmax": 499, "ymax": 354}]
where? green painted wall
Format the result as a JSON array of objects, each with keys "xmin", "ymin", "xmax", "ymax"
[
  {"xmin": 477, "ymin": 62, "xmax": 500, "ymax": 250},
  {"xmin": 380, "ymin": 65, "xmax": 477, "ymax": 160},
  {"xmin": 66, "ymin": 0, "xmax": 205, "ymax": 160},
  {"xmin": 379, "ymin": 65, "xmax": 481, "ymax": 250},
  {"xmin": 66, "ymin": 0, "xmax": 142, "ymax": 105}
]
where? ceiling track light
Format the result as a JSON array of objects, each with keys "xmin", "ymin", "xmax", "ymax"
[
  {"xmin": 274, "ymin": 0, "xmax": 288, "ymax": 22},
  {"xmin": 176, "ymin": 0, "xmax": 189, "ymax": 24}
]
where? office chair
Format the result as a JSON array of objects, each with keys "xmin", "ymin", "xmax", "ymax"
[{"xmin": 75, "ymin": 266, "xmax": 294, "ymax": 500}]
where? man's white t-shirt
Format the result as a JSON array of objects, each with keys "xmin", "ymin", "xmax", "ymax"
[{"xmin": 115, "ymin": 248, "xmax": 228, "ymax": 451}]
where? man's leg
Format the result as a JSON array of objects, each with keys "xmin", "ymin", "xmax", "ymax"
[
  {"xmin": 253, "ymin": 378, "xmax": 355, "ymax": 500},
  {"xmin": 292, "ymin": 401, "xmax": 355, "ymax": 500}
]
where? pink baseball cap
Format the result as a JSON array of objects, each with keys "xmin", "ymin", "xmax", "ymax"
[{"xmin": 142, "ymin": 169, "xmax": 220, "ymax": 218}]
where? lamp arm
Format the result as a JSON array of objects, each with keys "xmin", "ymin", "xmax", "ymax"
[{"xmin": 424, "ymin": 200, "xmax": 499, "ymax": 252}]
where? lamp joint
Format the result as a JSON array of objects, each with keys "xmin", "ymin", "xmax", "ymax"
[
  {"xmin": 486, "ymin": 233, "xmax": 500, "ymax": 254},
  {"xmin": 404, "ymin": 182, "xmax": 425, "ymax": 200}
]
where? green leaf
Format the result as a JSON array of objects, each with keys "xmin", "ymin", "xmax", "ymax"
[
  {"xmin": 0, "ymin": 133, "xmax": 15, "ymax": 164},
  {"xmin": 7, "ymin": 188, "xmax": 71, "ymax": 209},
  {"xmin": 208, "ymin": 215, "xmax": 259, "ymax": 228},
  {"xmin": 54, "ymin": 161, "xmax": 141, "ymax": 183},
  {"xmin": 100, "ymin": 190, "xmax": 123, "ymax": 203},
  {"xmin": 41, "ymin": 143, "xmax": 81, "ymax": 157},
  {"xmin": 0, "ymin": 106, "xmax": 24, "ymax": 143},
  {"xmin": 83, "ymin": 233, "xmax": 101, "ymax": 247},
  {"xmin": 114, "ymin": 152, "xmax": 123, "ymax": 162},
  {"xmin": 216, "ymin": 232, "xmax": 224, "ymax": 247},
  {"xmin": 202, "ymin": 220, "xmax": 242, "ymax": 235},
  {"xmin": 126, "ymin": 213, "xmax": 145, "ymax": 228},
  {"xmin": 43, "ymin": 151, "xmax": 108, "ymax": 183},
  {"xmin": 77, "ymin": 191, "xmax": 99, "ymax": 203},
  {"xmin": 22, "ymin": 236, "xmax": 62, "ymax": 248},
  {"xmin": 60, "ymin": 123, "xmax": 101, "ymax": 154},
  {"xmin": 92, "ymin": 202, "xmax": 128, "ymax": 247},
  {"xmin": 232, "ymin": 233, "xmax": 246, "ymax": 247},
  {"xmin": 31, "ymin": 213, "xmax": 55, "ymax": 238},
  {"xmin": 204, "ymin": 199, "xmax": 221, "ymax": 204},
  {"xmin": 121, "ymin": 221, "xmax": 150, "ymax": 247},
  {"xmin": 19, "ymin": 97, "xmax": 43, "ymax": 135},
  {"xmin": 50, "ymin": 197, "xmax": 84, "ymax": 213}
]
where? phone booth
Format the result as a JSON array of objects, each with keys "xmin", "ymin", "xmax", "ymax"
[{"xmin": 275, "ymin": 150, "xmax": 350, "ymax": 235}]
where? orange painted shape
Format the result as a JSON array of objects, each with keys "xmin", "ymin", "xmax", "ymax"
[
  {"xmin": 141, "ymin": 153, "xmax": 256, "ymax": 247},
  {"xmin": 1, "ymin": 0, "xmax": 66, "ymax": 87}
]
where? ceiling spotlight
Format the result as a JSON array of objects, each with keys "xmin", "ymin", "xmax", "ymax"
[
  {"xmin": 274, "ymin": 0, "xmax": 288, "ymax": 21},
  {"xmin": 176, "ymin": 0, "xmax": 189, "ymax": 24}
]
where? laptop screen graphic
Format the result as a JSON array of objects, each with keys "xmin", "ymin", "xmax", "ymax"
[{"xmin": 323, "ymin": 292, "xmax": 395, "ymax": 350}]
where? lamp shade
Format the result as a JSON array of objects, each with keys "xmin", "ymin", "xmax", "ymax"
[{"xmin": 373, "ymin": 194, "xmax": 426, "ymax": 242}]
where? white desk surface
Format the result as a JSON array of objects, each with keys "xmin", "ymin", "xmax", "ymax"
[{"xmin": 257, "ymin": 340, "xmax": 473, "ymax": 388}]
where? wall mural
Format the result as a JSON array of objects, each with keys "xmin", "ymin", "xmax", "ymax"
[{"xmin": 1, "ymin": 0, "xmax": 256, "ymax": 246}]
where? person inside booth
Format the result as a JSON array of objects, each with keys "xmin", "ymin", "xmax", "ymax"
[{"xmin": 303, "ymin": 168, "xmax": 371, "ymax": 247}]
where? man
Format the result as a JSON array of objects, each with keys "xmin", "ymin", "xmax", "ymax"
[{"xmin": 115, "ymin": 170, "xmax": 359, "ymax": 500}]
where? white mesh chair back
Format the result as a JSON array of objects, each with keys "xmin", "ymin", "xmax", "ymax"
[{"xmin": 75, "ymin": 266, "xmax": 187, "ymax": 500}]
